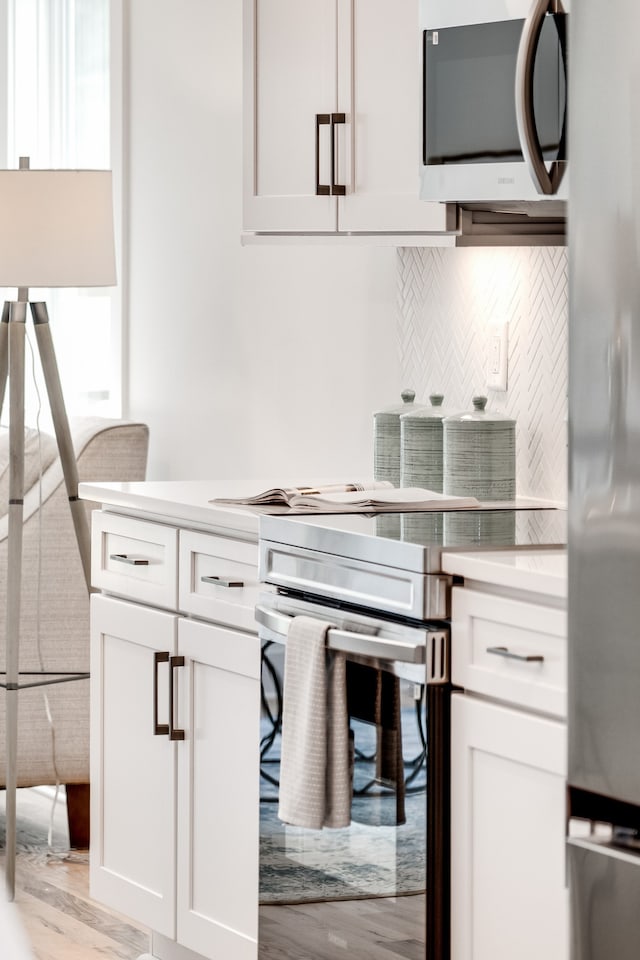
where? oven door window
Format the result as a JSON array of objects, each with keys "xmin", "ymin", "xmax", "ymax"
[
  {"xmin": 424, "ymin": 16, "xmax": 566, "ymax": 166},
  {"xmin": 259, "ymin": 645, "xmax": 428, "ymax": 958}
]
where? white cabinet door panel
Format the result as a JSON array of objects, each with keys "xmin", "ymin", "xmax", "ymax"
[
  {"xmin": 337, "ymin": 0, "xmax": 455, "ymax": 233},
  {"xmin": 90, "ymin": 594, "xmax": 177, "ymax": 936},
  {"xmin": 244, "ymin": 0, "xmax": 338, "ymax": 232},
  {"xmin": 176, "ymin": 618, "xmax": 260, "ymax": 960},
  {"xmin": 451, "ymin": 694, "xmax": 569, "ymax": 960}
]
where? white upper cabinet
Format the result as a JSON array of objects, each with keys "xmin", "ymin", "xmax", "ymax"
[
  {"xmin": 243, "ymin": 0, "xmax": 456, "ymax": 236},
  {"xmin": 243, "ymin": 0, "xmax": 338, "ymax": 232}
]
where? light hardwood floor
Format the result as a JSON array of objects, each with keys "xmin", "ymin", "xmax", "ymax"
[
  {"xmin": 260, "ymin": 893, "xmax": 426, "ymax": 960},
  {"xmin": 2, "ymin": 789, "xmax": 426, "ymax": 960},
  {"xmin": 0, "ymin": 788, "xmax": 149, "ymax": 960}
]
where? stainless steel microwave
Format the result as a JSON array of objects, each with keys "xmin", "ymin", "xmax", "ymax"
[{"xmin": 420, "ymin": 0, "xmax": 568, "ymax": 213}]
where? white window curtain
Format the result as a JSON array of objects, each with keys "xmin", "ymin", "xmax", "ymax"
[{"xmin": 1, "ymin": 0, "xmax": 121, "ymax": 425}]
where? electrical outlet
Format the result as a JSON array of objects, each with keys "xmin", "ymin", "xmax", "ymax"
[{"xmin": 487, "ymin": 322, "xmax": 509, "ymax": 392}]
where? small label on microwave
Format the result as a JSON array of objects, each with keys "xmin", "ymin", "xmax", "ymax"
[{"xmin": 432, "ymin": 31, "xmax": 439, "ymax": 45}]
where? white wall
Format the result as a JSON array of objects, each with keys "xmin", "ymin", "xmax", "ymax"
[{"xmin": 123, "ymin": 0, "xmax": 399, "ymax": 485}]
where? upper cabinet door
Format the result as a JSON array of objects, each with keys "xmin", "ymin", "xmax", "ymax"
[
  {"xmin": 243, "ymin": 0, "xmax": 338, "ymax": 232},
  {"xmin": 336, "ymin": 0, "xmax": 455, "ymax": 234}
]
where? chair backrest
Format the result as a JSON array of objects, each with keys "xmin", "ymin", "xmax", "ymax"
[
  {"xmin": 0, "ymin": 417, "xmax": 149, "ymax": 541},
  {"xmin": 74, "ymin": 416, "xmax": 149, "ymax": 484}
]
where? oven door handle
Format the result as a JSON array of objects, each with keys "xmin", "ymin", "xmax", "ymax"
[{"xmin": 255, "ymin": 604, "xmax": 426, "ymax": 665}]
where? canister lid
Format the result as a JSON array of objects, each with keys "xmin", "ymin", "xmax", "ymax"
[
  {"xmin": 401, "ymin": 392, "xmax": 451, "ymax": 422},
  {"xmin": 374, "ymin": 388, "xmax": 420, "ymax": 418},
  {"xmin": 443, "ymin": 395, "xmax": 516, "ymax": 426}
]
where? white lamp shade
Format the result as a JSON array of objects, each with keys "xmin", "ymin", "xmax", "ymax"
[{"xmin": 0, "ymin": 169, "xmax": 116, "ymax": 288}]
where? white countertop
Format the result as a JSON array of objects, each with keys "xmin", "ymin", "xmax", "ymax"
[
  {"xmin": 79, "ymin": 482, "xmax": 568, "ymax": 600},
  {"xmin": 78, "ymin": 480, "xmax": 265, "ymax": 536},
  {"xmin": 441, "ymin": 547, "xmax": 567, "ymax": 599}
]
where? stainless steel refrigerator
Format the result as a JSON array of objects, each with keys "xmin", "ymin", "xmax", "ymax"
[{"xmin": 567, "ymin": 1, "xmax": 640, "ymax": 956}]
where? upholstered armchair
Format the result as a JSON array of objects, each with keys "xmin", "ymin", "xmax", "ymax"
[{"xmin": 0, "ymin": 416, "xmax": 149, "ymax": 847}]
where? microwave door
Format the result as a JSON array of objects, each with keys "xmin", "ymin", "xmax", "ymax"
[
  {"xmin": 423, "ymin": 20, "xmax": 525, "ymax": 171},
  {"xmin": 421, "ymin": 2, "xmax": 568, "ymax": 205},
  {"xmin": 515, "ymin": 0, "xmax": 568, "ymax": 195}
]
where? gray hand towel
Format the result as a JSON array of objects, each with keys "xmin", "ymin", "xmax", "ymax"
[{"xmin": 278, "ymin": 615, "xmax": 351, "ymax": 829}]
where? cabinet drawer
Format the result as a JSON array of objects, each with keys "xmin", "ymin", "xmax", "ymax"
[
  {"xmin": 178, "ymin": 530, "xmax": 259, "ymax": 633},
  {"xmin": 91, "ymin": 511, "xmax": 178, "ymax": 609},
  {"xmin": 451, "ymin": 586, "xmax": 567, "ymax": 717}
]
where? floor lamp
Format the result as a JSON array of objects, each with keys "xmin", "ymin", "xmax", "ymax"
[{"xmin": 0, "ymin": 159, "xmax": 116, "ymax": 899}]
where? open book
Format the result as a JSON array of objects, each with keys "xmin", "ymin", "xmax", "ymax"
[
  {"xmin": 211, "ymin": 480, "xmax": 393, "ymax": 507},
  {"xmin": 211, "ymin": 482, "xmax": 480, "ymax": 513}
]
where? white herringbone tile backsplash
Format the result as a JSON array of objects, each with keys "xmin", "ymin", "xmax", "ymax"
[{"xmin": 397, "ymin": 246, "xmax": 568, "ymax": 503}]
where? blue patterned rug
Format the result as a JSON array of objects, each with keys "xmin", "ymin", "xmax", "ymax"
[{"xmin": 259, "ymin": 711, "xmax": 427, "ymax": 905}]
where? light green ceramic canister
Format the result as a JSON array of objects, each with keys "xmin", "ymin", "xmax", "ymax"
[
  {"xmin": 443, "ymin": 395, "xmax": 516, "ymax": 501},
  {"xmin": 400, "ymin": 393, "xmax": 450, "ymax": 546},
  {"xmin": 373, "ymin": 388, "xmax": 420, "ymax": 540},
  {"xmin": 400, "ymin": 393, "xmax": 450, "ymax": 492},
  {"xmin": 373, "ymin": 388, "xmax": 420, "ymax": 488},
  {"xmin": 442, "ymin": 396, "xmax": 516, "ymax": 547}
]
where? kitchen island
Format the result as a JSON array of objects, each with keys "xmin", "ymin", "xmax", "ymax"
[{"xmin": 79, "ymin": 480, "xmax": 568, "ymax": 960}]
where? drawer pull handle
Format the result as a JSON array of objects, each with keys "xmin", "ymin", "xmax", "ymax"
[
  {"xmin": 110, "ymin": 553, "xmax": 150, "ymax": 566},
  {"xmin": 486, "ymin": 645, "xmax": 544, "ymax": 663},
  {"xmin": 153, "ymin": 652, "xmax": 170, "ymax": 736},
  {"xmin": 201, "ymin": 575, "xmax": 244, "ymax": 588},
  {"xmin": 169, "ymin": 655, "xmax": 185, "ymax": 741}
]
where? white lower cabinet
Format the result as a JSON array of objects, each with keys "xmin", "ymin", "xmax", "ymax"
[
  {"xmin": 450, "ymin": 694, "xmax": 569, "ymax": 960},
  {"xmin": 444, "ymin": 564, "xmax": 569, "ymax": 960},
  {"xmin": 90, "ymin": 592, "xmax": 260, "ymax": 960}
]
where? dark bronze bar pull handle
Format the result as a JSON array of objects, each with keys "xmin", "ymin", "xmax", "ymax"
[
  {"xmin": 169, "ymin": 655, "xmax": 185, "ymax": 741},
  {"xmin": 331, "ymin": 113, "xmax": 346, "ymax": 196},
  {"xmin": 315, "ymin": 113, "xmax": 330, "ymax": 196},
  {"xmin": 110, "ymin": 553, "xmax": 150, "ymax": 566},
  {"xmin": 201, "ymin": 574, "xmax": 244, "ymax": 588},
  {"xmin": 153, "ymin": 652, "xmax": 169, "ymax": 736},
  {"xmin": 486, "ymin": 645, "xmax": 544, "ymax": 663}
]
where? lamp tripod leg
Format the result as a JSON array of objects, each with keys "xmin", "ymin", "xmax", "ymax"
[
  {"xmin": 5, "ymin": 302, "xmax": 27, "ymax": 902},
  {"xmin": 3, "ymin": 300, "xmax": 92, "ymax": 901},
  {"xmin": 31, "ymin": 302, "xmax": 92, "ymax": 591},
  {"xmin": 0, "ymin": 303, "xmax": 10, "ymax": 420}
]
